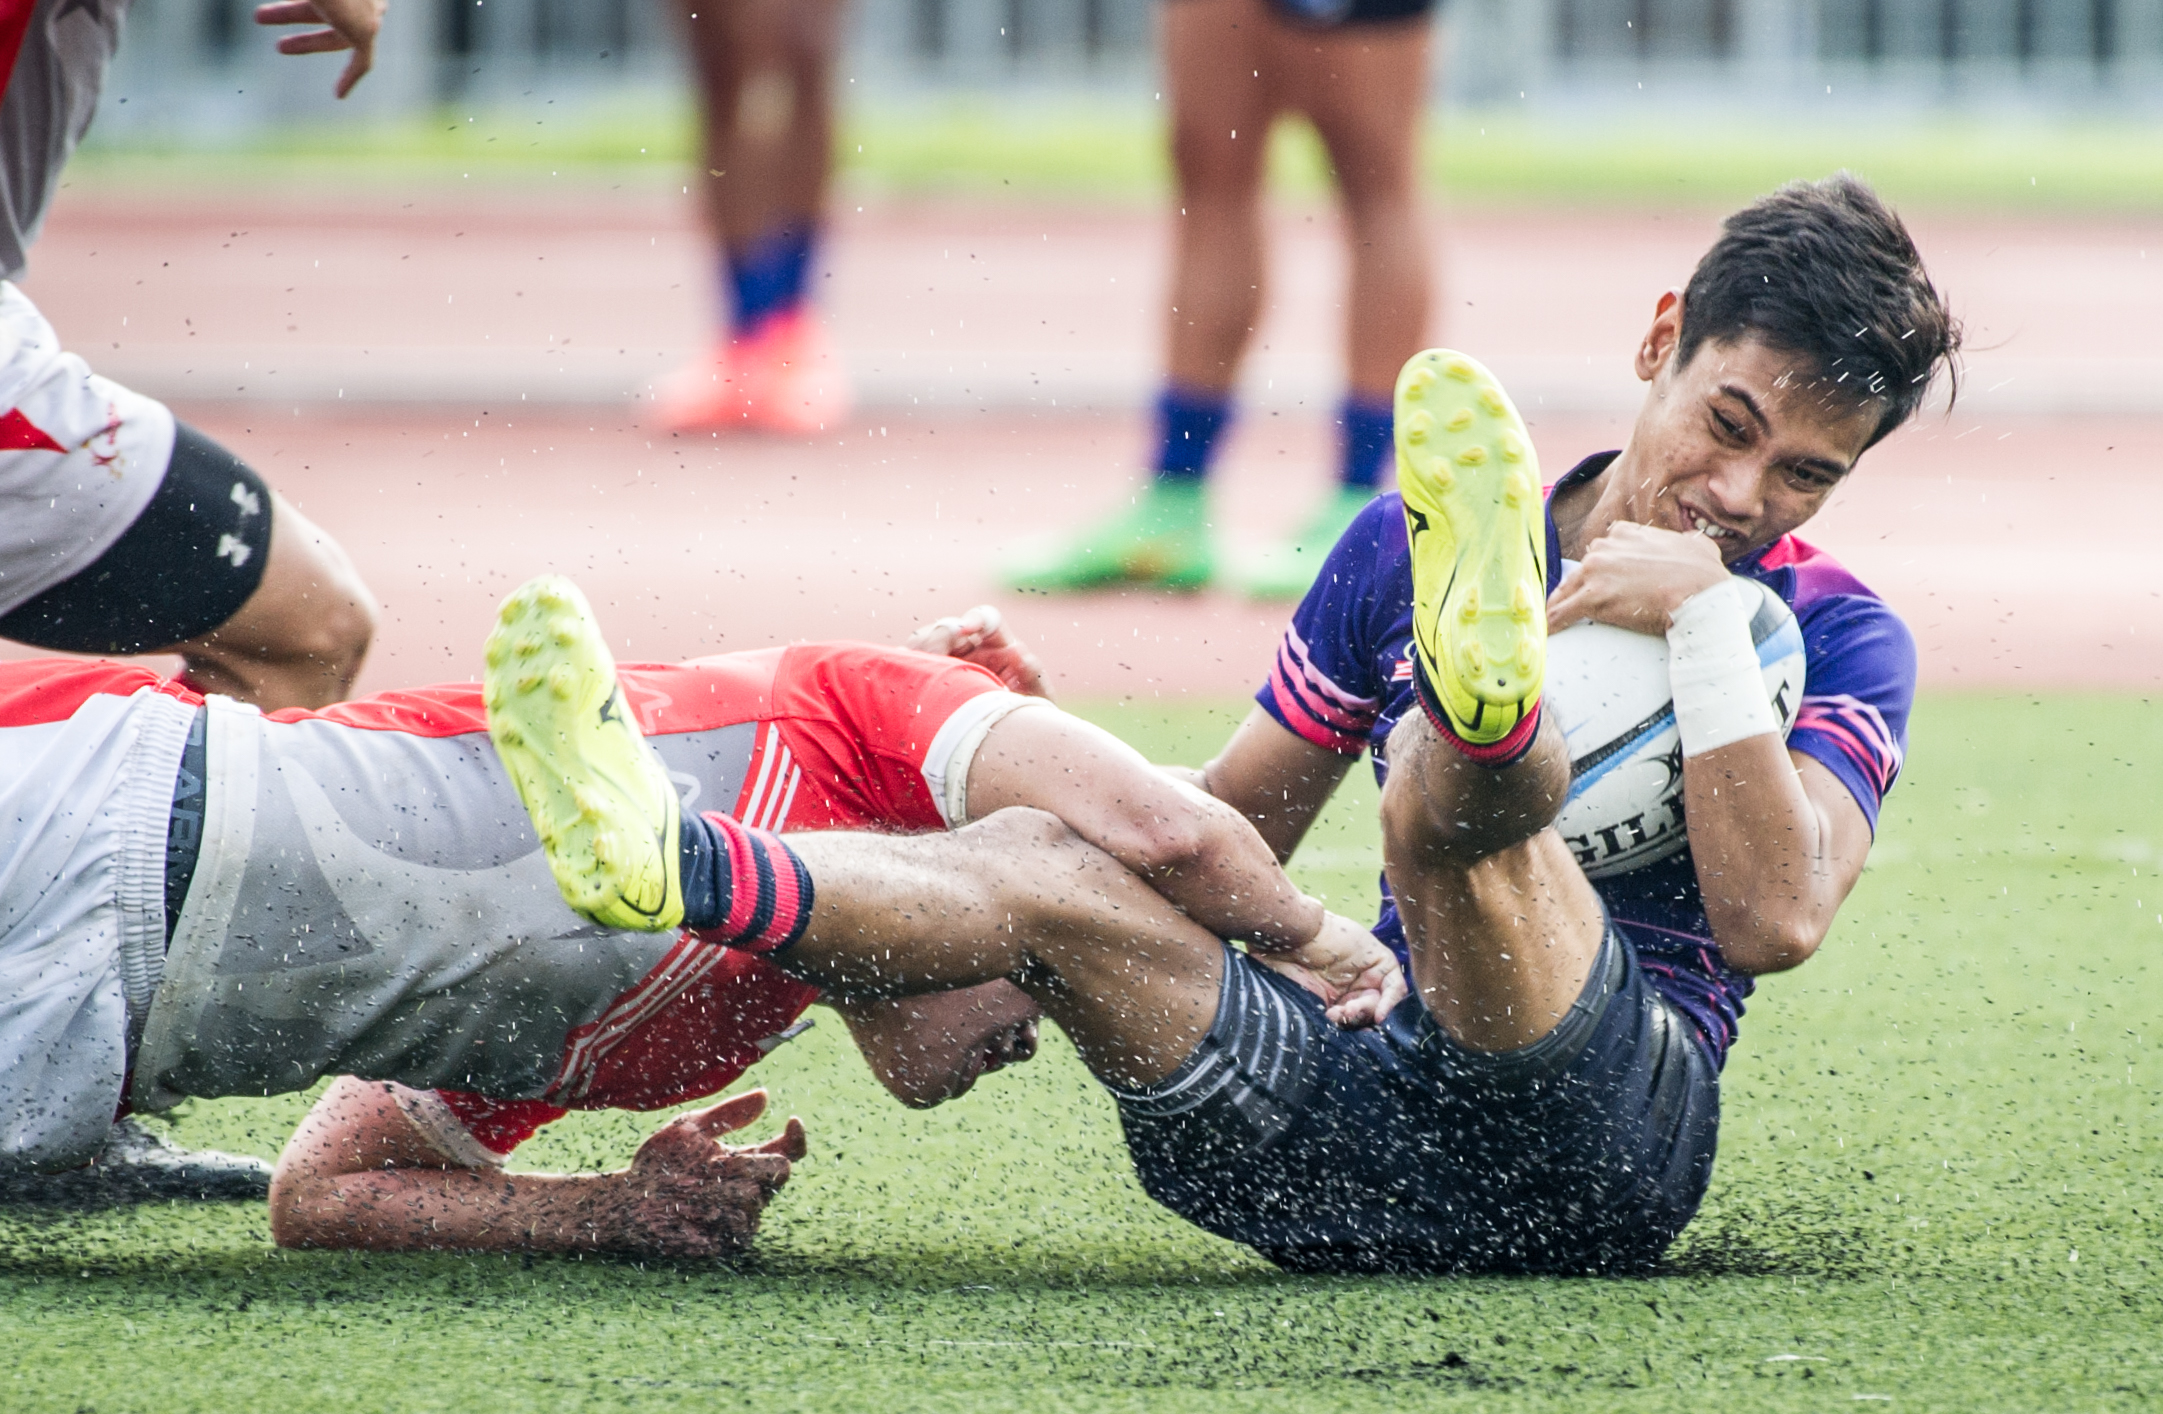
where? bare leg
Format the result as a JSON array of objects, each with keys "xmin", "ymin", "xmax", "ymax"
[
  {"xmin": 1160, "ymin": 0, "xmax": 1275, "ymax": 394},
  {"xmin": 677, "ymin": 0, "xmax": 842, "ymax": 257},
  {"xmin": 168, "ymin": 491, "xmax": 375, "ymax": 710},
  {"xmin": 1164, "ymin": 4, "xmax": 1433, "ymax": 400},
  {"xmin": 784, "ymin": 810, "xmax": 1226, "ymax": 1089},
  {"xmin": 1379, "ymin": 708, "xmax": 1608, "ymax": 1053},
  {"xmin": 1282, "ymin": 17, "xmax": 1433, "ymax": 400}
]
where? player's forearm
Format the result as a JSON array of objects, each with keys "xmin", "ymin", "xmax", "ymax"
[
  {"xmin": 1144, "ymin": 789, "xmax": 1327, "ymax": 951},
  {"xmin": 272, "ymin": 1168, "xmax": 638, "ymax": 1253},
  {"xmin": 1683, "ymin": 735, "xmax": 1838, "ymax": 973}
]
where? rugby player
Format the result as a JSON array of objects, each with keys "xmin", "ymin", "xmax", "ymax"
[
  {"xmin": 1129, "ymin": 174, "xmax": 1954, "ymax": 1270},
  {"xmin": 651, "ymin": 0, "xmax": 850, "ymax": 435},
  {"xmin": 1006, "ymin": 0, "xmax": 1440, "ymax": 599},
  {"xmin": 533, "ymin": 175, "xmax": 1954, "ymax": 1273},
  {"xmin": 0, "ymin": 603, "xmax": 1396, "ymax": 1256},
  {"xmin": 0, "ymin": 0, "xmax": 381, "ymax": 708},
  {"xmin": 0, "ymin": 0, "xmax": 388, "ymax": 1201}
]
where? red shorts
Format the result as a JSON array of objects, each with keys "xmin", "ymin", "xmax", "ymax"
[
  {"xmin": 436, "ymin": 939, "xmax": 824, "ymax": 1158},
  {"xmin": 407, "ymin": 642, "xmax": 1011, "ymax": 1157}
]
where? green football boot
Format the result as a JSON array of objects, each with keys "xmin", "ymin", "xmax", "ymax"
[
  {"xmin": 1003, "ymin": 479, "xmax": 1216, "ymax": 593},
  {"xmin": 483, "ymin": 575, "xmax": 683, "ymax": 933},
  {"xmin": 1394, "ymin": 349, "xmax": 1546, "ymax": 746},
  {"xmin": 1241, "ymin": 485, "xmax": 1377, "ymax": 601}
]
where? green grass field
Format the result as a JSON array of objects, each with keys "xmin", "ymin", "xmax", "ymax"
[
  {"xmin": 2, "ymin": 692, "xmax": 2157, "ymax": 1412},
  {"xmin": 69, "ymin": 96, "xmax": 2163, "ymax": 213}
]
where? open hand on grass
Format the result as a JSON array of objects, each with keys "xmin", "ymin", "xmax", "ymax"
[{"xmin": 606, "ymin": 1091, "xmax": 805, "ymax": 1259}]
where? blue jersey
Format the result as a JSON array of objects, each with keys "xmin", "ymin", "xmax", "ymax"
[{"xmin": 1257, "ymin": 453, "xmax": 1917, "ymax": 1065}]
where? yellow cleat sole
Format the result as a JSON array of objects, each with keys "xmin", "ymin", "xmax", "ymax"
[
  {"xmin": 1395, "ymin": 349, "xmax": 1547, "ymax": 744},
  {"xmin": 483, "ymin": 575, "xmax": 684, "ymax": 932}
]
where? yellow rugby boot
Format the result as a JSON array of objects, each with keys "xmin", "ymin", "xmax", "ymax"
[
  {"xmin": 1394, "ymin": 349, "xmax": 1546, "ymax": 746},
  {"xmin": 483, "ymin": 575, "xmax": 683, "ymax": 932}
]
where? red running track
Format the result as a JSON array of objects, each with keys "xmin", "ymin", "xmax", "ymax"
[{"xmin": 11, "ymin": 181, "xmax": 2161, "ymax": 698}]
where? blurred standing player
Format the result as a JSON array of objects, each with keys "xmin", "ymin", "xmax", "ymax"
[
  {"xmin": 0, "ymin": 0, "xmax": 382, "ymax": 1202},
  {"xmin": 1008, "ymin": 0, "xmax": 1437, "ymax": 599},
  {"xmin": 653, "ymin": 0, "xmax": 850, "ymax": 435}
]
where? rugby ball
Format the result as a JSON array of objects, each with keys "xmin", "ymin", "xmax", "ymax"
[{"xmin": 1545, "ymin": 579, "xmax": 1805, "ymax": 879}]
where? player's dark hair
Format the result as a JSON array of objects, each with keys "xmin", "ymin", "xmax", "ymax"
[{"xmin": 1679, "ymin": 173, "xmax": 1960, "ymax": 448}]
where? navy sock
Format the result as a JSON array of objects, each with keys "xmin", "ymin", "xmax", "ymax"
[
  {"xmin": 1152, "ymin": 385, "xmax": 1233, "ymax": 484},
  {"xmin": 677, "ymin": 811, "xmax": 815, "ymax": 954},
  {"xmin": 725, "ymin": 223, "xmax": 816, "ymax": 338},
  {"xmin": 1338, "ymin": 393, "xmax": 1394, "ymax": 490}
]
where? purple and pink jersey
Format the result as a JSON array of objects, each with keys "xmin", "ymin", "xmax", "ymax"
[{"xmin": 1257, "ymin": 452, "xmax": 1916, "ymax": 1065}]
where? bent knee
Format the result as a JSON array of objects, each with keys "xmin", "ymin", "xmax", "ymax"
[
  {"xmin": 958, "ymin": 804, "xmax": 1083, "ymax": 858},
  {"xmin": 306, "ymin": 585, "xmax": 377, "ymax": 668}
]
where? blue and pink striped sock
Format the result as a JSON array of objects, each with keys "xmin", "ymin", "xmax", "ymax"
[
  {"xmin": 1410, "ymin": 656, "xmax": 1544, "ymax": 769},
  {"xmin": 679, "ymin": 810, "xmax": 814, "ymax": 953}
]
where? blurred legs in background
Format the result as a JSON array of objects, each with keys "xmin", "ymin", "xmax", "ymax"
[
  {"xmin": 657, "ymin": 0, "xmax": 851, "ymax": 435},
  {"xmin": 1006, "ymin": 0, "xmax": 1435, "ymax": 598}
]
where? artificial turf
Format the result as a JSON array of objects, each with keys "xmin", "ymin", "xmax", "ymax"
[{"xmin": 1, "ymin": 692, "xmax": 2155, "ymax": 1412}]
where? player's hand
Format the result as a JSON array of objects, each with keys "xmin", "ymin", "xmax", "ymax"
[
  {"xmin": 608, "ymin": 1090, "xmax": 803, "ymax": 1259},
  {"xmin": 1547, "ymin": 521, "xmax": 1728, "ymax": 636},
  {"xmin": 1251, "ymin": 911, "xmax": 1408, "ymax": 1028},
  {"xmin": 255, "ymin": 0, "xmax": 385, "ymax": 99},
  {"xmin": 904, "ymin": 605, "xmax": 1054, "ymax": 701}
]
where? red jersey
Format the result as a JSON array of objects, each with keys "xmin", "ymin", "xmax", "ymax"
[{"xmin": 394, "ymin": 642, "xmax": 1007, "ymax": 1157}]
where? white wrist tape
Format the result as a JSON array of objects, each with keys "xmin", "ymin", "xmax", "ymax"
[{"xmin": 1666, "ymin": 578, "xmax": 1778, "ymax": 758}]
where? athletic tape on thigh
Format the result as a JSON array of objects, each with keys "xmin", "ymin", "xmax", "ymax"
[{"xmin": 919, "ymin": 691, "xmax": 1054, "ymax": 828}]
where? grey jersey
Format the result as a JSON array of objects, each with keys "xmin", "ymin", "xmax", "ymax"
[{"xmin": 0, "ymin": 0, "xmax": 130, "ymax": 280}]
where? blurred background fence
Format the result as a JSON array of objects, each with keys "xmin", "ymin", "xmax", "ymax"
[{"xmin": 98, "ymin": 0, "xmax": 2163, "ymax": 137}]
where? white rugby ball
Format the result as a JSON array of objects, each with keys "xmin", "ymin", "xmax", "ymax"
[{"xmin": 1545, "ymin": 579, "xmax": 1805, "ymax": 879}]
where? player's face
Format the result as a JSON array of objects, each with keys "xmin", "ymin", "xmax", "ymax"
[{"xmin": 1621, "ymin": 299, "xmax": 1882, "ymax": 565}]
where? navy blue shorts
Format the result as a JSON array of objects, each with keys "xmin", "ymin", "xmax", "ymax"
[
  {"xmin": 1115, "ymin": 925, "xmax": 1720, "ymax": 1274},
  {"xmin": 1167, "ymin": 0, "xmax": 1439, "ymax": 28}
]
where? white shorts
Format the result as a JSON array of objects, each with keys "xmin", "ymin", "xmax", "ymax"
[
  {"xmin": 0, "ymin": 282, "xmax": 177, "ymax": 617},
  {"xmin": 0, "ymin": 680, "xmax": 194, "ymax": 1171},
  {"xmin": 133, "ymin": 696, "xmax": 687, "ymax": 1114}
]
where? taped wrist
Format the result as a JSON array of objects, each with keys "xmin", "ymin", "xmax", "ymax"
[
  {"xmin": 1666, "ymin": 578, "xmax": 1778, "ymax": 758},
  {"xmin": 679, "ymin": 811, "xmax": 815, "ymax": 954}
]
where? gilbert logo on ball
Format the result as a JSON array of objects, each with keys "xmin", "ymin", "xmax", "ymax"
[{"xmin": 1545, "ymin": 579, "xmax": 1805, "ymax": 879}]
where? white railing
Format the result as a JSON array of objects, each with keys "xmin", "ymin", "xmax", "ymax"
[{"xmin": 91, "ymin": 0, "xmax": 2163, "ymax": 139}]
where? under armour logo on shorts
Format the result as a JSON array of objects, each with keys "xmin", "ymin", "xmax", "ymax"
[
  {"xmin": 230, "ymin": 481, "xmax": 262, "ymax": 518},
  {"xmin": 216, "ymin": 534, "xmax": 253, "ymax": 569}
]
